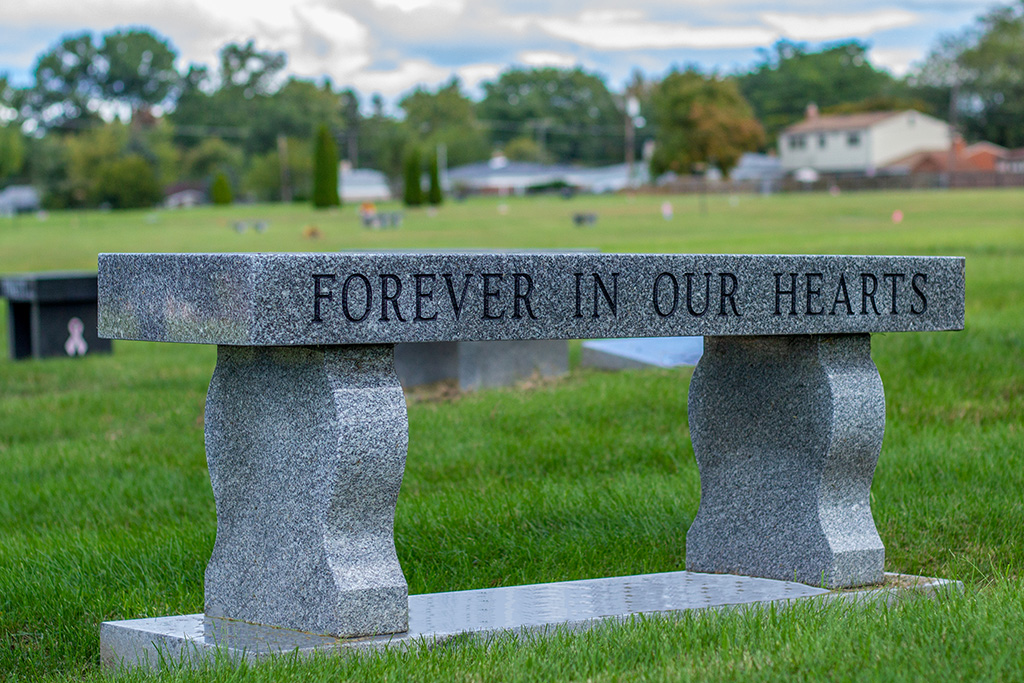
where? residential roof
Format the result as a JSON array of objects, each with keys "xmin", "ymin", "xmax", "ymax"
[{"xmin": 782, "ymin": 111, "xmax": 902, "ymax": 135}]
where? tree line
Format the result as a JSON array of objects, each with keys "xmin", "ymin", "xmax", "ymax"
[{"xmin": 0, "ymin": 0, "xmax": 1020, "ymax": 209}]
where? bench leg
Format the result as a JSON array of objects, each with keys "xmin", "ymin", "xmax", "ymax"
[
  {"xmin": 203, "ymin": 345, "xmax": 408, "ymax": 637},
  {"xmin": 686, "ymin": 335, "xmax": 885, "ymax": 588}
]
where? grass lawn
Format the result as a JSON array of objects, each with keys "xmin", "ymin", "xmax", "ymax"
[{"xmin": 1, "ymin": 189, "xmax": 1022, "ymax": 681}]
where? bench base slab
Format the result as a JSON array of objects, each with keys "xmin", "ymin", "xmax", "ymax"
[{"xmin": 101, "ymin": 571, "xmax": 958, "ymax": 672}]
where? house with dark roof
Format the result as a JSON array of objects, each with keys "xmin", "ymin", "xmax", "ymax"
[
  {"xmin": 884, "ymin": 137, "xmax": 1008, "ymax": 174},
  {"xmin": 778, "ymin": 107, "xmax": 950, "ymax": 175}
]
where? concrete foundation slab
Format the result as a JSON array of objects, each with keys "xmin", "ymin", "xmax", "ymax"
[{"xmin": 101, "ymin": 571, "xmax": 957, "ymax": 672}]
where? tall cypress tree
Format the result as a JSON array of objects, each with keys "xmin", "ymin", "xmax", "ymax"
[
  {"xmin": 427, "ymin": 151, "xmax": 443, "ymax": 206},
  {"xmin": 312, "ymin": 124, "xmax": 340, "ymax": 209},
  {"xmin": 403, "ymin": 147, "xmax": 424, "ymax": 207},
  {"xmin": 211, "ymin": 172, "xmax": 233, "ymax": 205}
]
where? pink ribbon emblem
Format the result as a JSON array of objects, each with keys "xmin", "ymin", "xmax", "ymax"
[{"xmin": 65, "ymin": 317, "xmax": 89, "ymax": 356}]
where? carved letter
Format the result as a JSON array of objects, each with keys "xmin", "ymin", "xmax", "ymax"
[
  {"xmin": 574, "ymin": 273, "xmax": 584, "ymax": 318},
  {"xmin": 414, "ymin": 274, "xmax": 438, "ymax": 322},
  {"xmin": 774, "ymin": 273, "xmax": 797, "ymax": 316},
  {"xmin": 592, "ymin": 273, "xmax": 619, "ymax": 318},
  {"xmin": 686, "ymin": 272, "xmax": 711, "ymax": 316},
  {"xmin": 380, "ymin": 274, "xmax": 405, "ymax": 322},
  {"xmin": 911, "ymin": 273, "xmax": 927, "ymax": 314},
  {"xmin": 719, "ymin": 273, "xmax": 741, "ymax": 316},
  {"xmin": 830, "ymin": 274, "xmax": 853, "ymax": 315},
  {"xmin": 341, "ymin": 274, "xmax": 372, "ymax": 322},
  {"xmin": 512, "ymin": 273, "xmax": 538, "ymax": 320},
  {"xmin": 861, "ymin": 274, "xmax": 880, "ymax": 315},
  {"xmin": 482, "ymin": 273, "xmax": 505, "ymax": 320},
  {"xmin": 805, "ymin": 272, "xmax": 824, "ymax": 315},
  {"xmin": 653, "ymin": 272, "xmax": 678, "ymax": 317},
  {"xmin": 443, "ymin": 273, "xmax": 472, "ymax": 321},
  {"xmin": 312, "ymin": 274, "xmax": 336, "ymax": 322},
  {"xmin": 883, "ymin": 273, "xmax": 905, "ymax": 314}
]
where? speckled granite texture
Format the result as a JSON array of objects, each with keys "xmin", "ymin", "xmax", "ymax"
[
  {"xmin": 100, "ymin": 572, "xmax": 960, "ymax": 671},
  {"xmin": 98, "ymin": 253, "xmax": 964, "ymax": 344},
  {"xmin": 203, "ymin": 345, "xmax": 408, "ymax": 637},
  {"xmin": 686, "ymin": 335, "xmax": 885, "ymax": 588}
]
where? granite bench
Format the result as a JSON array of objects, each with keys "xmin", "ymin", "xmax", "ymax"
[{"xmin": 97, "ymin": 252, "xmax": 964, "ymax": 646}]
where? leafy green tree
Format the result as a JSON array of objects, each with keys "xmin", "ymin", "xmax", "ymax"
[
  {"xmin": 243, "ymin": 137, "xmax": 312, "ymax": 202},
  {"xmin": 737, "ymin": 41, "xmax": 899, "ymax": 144},
  {"xmin": 907, "ymin": 34, "xmax": 968, "ymax": 124},
  {"xmin": 63, "ymin": 123, "xmax": 129, "ymax": 205},
  {"xmin": 650, "ymin": 68, "xmax": 764, "ymax": 178},
  {"xmin": 339, "ymin": 88, "xmax": 361, "ymax": 164},
  {"xmin": 95, "ymin": 154, "xmax": 161, "ymax": 209},
  {"xmin": 29, "ymin": 32, "xmax": 103, "ymax": 130},
  {"xmin": 427, "ymin": 151, "xmax": 443, "ymax": 206},
  {"xmin": 359, "ymin": 112, "xmax": 410, "ymax": 181},
  {"xmin": 210, "ymin": 172, "xmax": 233, "ymax": 205},
  {"xmin": 822, "ymin": 95, "xmax": 933, "ymax": 116},
  {"xmin": 477, "ymin": 67, "xmax": 623, "ymax": 165},
  {"xmin": 183, "ymin": 137, "xmax": 244, "ymax": 183},
  {"xmin": 312, "ymin": 124, "xmax": 340, "ymax": 208},
  {"xmin": 953, "ymin": 1, "xmax": 1024, "ymax": 146},
  {"xmin": 403, "ymin": 147, "xmax": 423, "ymax": 207},
  {"xmin": 400, "ymin": 78, "xmax": 489, "ymax": 168},
  {"xmin": 503, "ymin": 135, "xmax": 549, "ymax": 163},
  {"xmin": 97, "ymin": 29, "xmax": 180, "ymax": 115},
  {"xmin": 23, "ymin": 134, "xmax": 71, "ymax": 208},
  {"xmin": 0, "ymin": 124, "xmax": 25, "ymax": 180},
  {"xmin": 0, "ymin": 75, "xmax": 26, "ymax": 124},
  {"xmin": 910, "ymin": 1, "xmax": 1024, "ymax": 146},
  {"xmin": 171, "ymin": 41, "xmax": 289, "ymax": 155},
  {"xmin": 220, "ymin": 40, "xmax": 286, "ymax": 98}
]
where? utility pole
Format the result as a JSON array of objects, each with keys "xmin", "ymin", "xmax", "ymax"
[
  {"xmin": 277, "ymin": 134, "xmax": 292, "ymax": 203},
  {"xmin": 946, "ymin": 79, "xmax": 960, "ymax": 190},
  {"xmin": 625, "ymin": 96, "xmax": 639, "ymax": 188},
  {"xmin": 437, "ymin": 142, "xmax": 448, "ymax": 194}
]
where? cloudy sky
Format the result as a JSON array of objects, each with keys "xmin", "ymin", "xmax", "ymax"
[{"xmin": 0, "ymin": 0, "xmax": 994, "ymax": 101}]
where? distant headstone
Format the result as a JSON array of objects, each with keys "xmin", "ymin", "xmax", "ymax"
[
  {"xmin": 582, "ymin": 336, "xmax": 703, "ymax": 370},
  {"xmin": 2, "ymin": 272, "xmax": 112, "ymax": 360},
  {"xmin": 572, "ymin": 212, "xmax": 597, "ymax": 226},
  {"xmin": 395, "ymin": 339, "xmax": 568, "ymax": 390}
]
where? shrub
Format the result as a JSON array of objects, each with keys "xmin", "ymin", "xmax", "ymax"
[
  {"xmin": 312, "ymin": 124, "xmax": 340, "ymax": 209},
  {"xmin": 211, "ymin": 172, "xmax": 233, "ymax": 205},
  {"xmin": 427, "ymin": 151, "xmax": 443, "ymax": 206},
  {"xmin": 94, "ymin": 155, "xmax": 162, "ymax": 209},
  {"xmin": 403, "ymin": 147, "xmax": 424, "ymax": 207}
]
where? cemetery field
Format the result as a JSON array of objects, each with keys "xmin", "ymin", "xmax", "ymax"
[{"xmin": 1, "ymin": 189, "xmax": 1022, "ymax": 680}]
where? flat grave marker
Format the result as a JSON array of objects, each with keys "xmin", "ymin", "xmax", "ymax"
[{"xmin": 1, "ymin": 271, "xmax": 112, "ymax": 360}]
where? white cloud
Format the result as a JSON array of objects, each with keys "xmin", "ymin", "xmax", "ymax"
[
  {"xmin": 371, "ymin": 0, "xmax": 464, "ymax": 13},
  {"xmin": 760, "ymin": 9, "xmax": 919, "ymax": 41},
  {"xmin": 350, "ymin": 59, "xmax": 451, "ymax": 96},
  {"xmin": 517, "ymin": 50, "xmax": 579, "ymax": 68},
  {"xmin": 456, "ymin": 63, "xmax": 503, "ymax": 88},
  {"xmin": 280, "ymin": 5, "xmax": 371, "ymax": 78},
  {"xmin": 870, "ymin": 47, "xmax": 924, "ymax": 76},
  {"xmin": 536, "ymin": 12, "xmax": 777, "ymax": 50}
]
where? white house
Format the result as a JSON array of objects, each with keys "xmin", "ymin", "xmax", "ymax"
[
  {"xmin": 339, "ymin": 167, "xmax": 392, "ymax": 202},
  {"xmin": 778, "ymin": 108, "xmax": 951, "ymax": 174}
]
